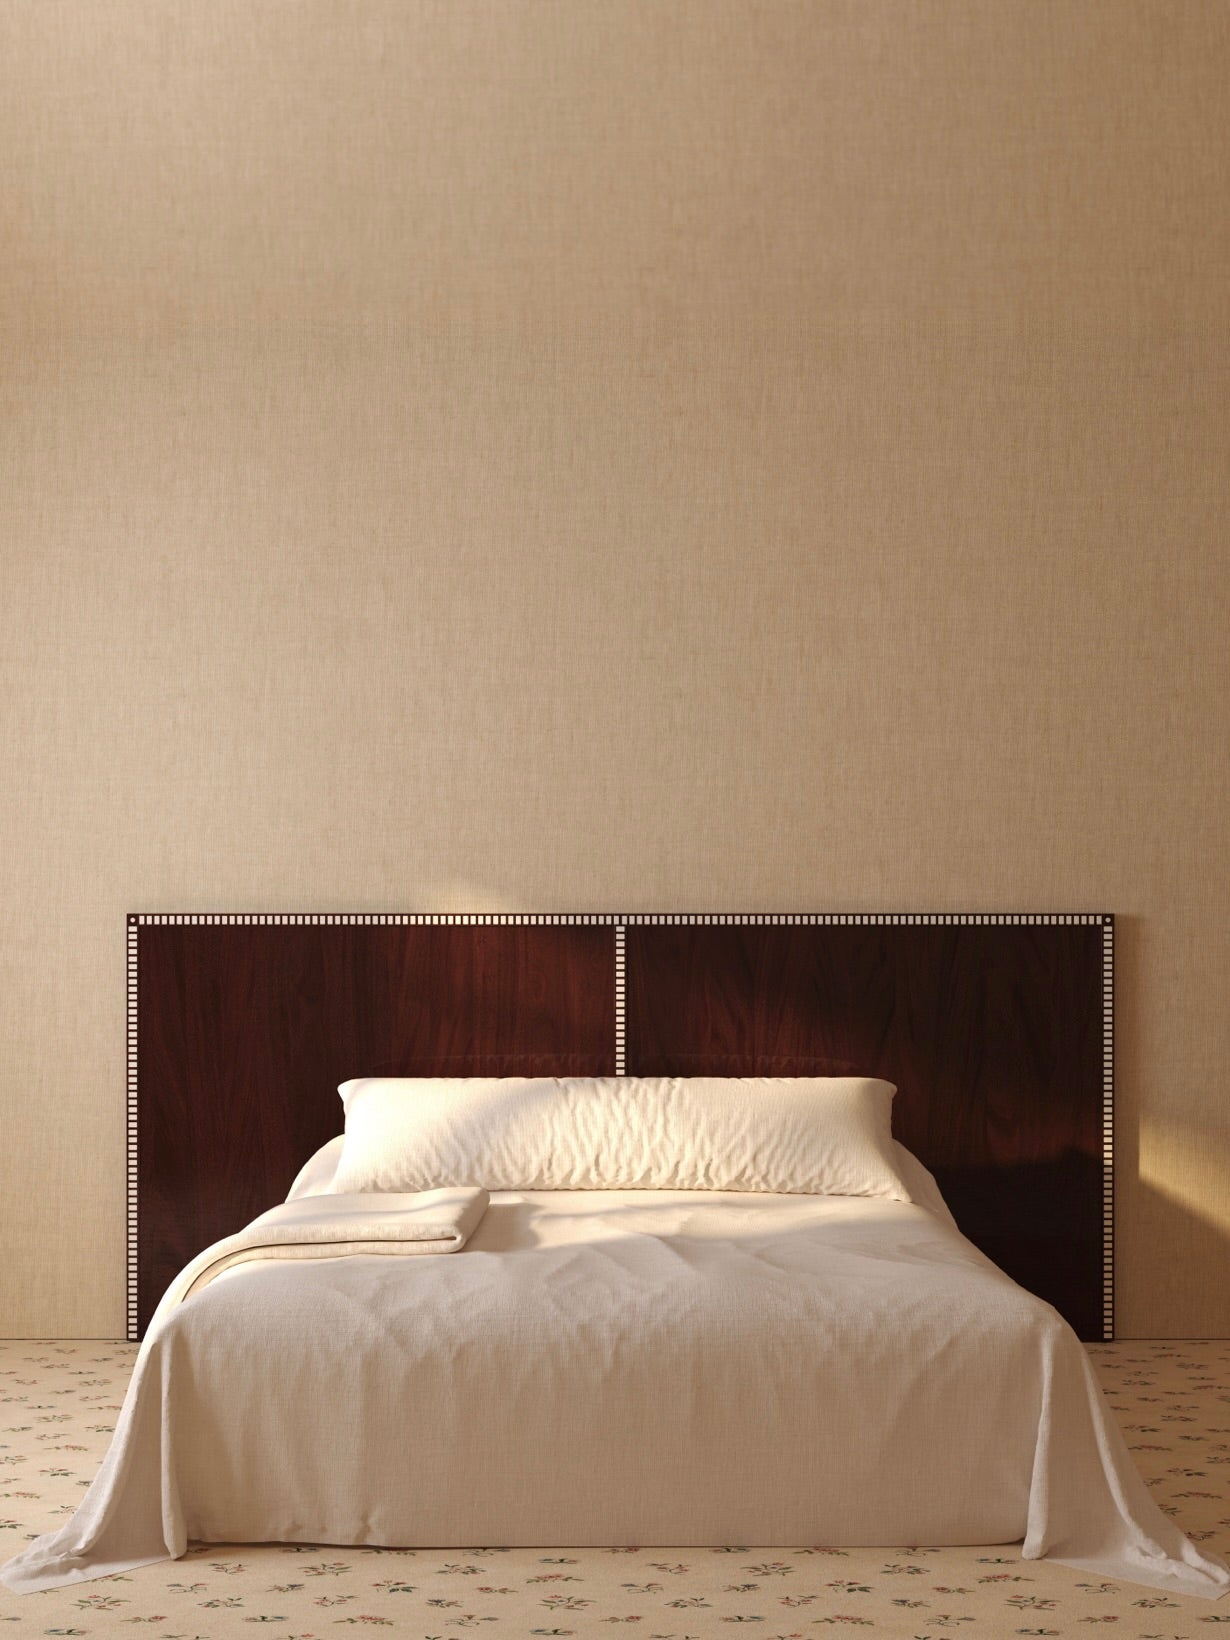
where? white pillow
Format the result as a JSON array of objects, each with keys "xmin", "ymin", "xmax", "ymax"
[{"xmin": 331, "ymin": 1076, "xmax": 912, "ymax": 1201}]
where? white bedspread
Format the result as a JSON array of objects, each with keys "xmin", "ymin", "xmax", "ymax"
[{"xmin": 4, "ymin": 1189, "xmax": 1227, "ymax": 1598}]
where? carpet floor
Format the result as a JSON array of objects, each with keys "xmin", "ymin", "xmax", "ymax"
[{"xmin": 0, "ymin": 1339, "xmax": 1226, "ymax": 1638}]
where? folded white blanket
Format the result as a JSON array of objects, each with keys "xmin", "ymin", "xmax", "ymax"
[{"xmin": 149, "ymin": 1187, "xmax": 490, "ymax": 1327}]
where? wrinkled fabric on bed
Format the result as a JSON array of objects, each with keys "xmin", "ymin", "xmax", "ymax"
[{"xmin": 3, "ymin": 1190, "xmax": 1227, "ymax": 1597}]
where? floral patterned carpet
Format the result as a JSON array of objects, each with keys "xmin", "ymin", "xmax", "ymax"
[{"xmin": 0, "ymin": 1340, "xmax": 1227, "ymax": 1638}]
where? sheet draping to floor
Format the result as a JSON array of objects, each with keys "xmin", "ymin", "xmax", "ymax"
[{"xmin": 4, "ymin": 1185, "xmax": 1226, "ymax": 1598}]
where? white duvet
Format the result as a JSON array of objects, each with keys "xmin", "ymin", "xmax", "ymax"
[{"xmin": 3, "ymin": 1163, "xmax": 1227, "ymax": 1597}]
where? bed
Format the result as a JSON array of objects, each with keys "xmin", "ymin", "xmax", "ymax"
[{"xmin": 3, "ymin": 913, "xmax": 1226, "ymax": 1600}]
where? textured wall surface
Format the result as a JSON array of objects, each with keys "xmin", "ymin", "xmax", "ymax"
[{"xmin": 1, "ymin": 0, "xmax": 1227, "ymax": 1337}]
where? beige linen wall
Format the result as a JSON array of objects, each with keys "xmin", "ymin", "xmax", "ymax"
[{"xmin": 1, "ymin": 1, "xmax": 1227, "ymax": 1337}]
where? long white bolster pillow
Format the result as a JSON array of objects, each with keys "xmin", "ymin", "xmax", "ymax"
[{"xmin": 331, "ymin": 1075, "xmax": 912, "ymax": 1200}]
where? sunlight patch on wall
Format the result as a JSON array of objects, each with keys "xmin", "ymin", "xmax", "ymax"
[{"xmin": 1138, "ymin": 1121, "xmax": 1230, "ymax": 1238}]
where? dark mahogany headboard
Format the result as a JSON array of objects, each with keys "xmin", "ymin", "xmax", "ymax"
[{"xmin": 127, "ymin": 912, "xmax": 1113, "ymax": 1341}]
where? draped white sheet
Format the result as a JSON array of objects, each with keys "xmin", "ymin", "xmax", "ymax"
[{"xmin": 4, "ymin": 1183, "xmax": 1227, "ymax": 1598}]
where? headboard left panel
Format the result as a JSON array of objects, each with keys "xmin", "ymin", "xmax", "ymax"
[{"xmin": 131, "ymin": 918, "xmax": 616, "ymax": 1336}]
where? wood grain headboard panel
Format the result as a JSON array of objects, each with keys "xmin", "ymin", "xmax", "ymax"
[
  {"xmin": 625, "ymin": 921, "xmax": 1109, "ymax": 1341},
  {"xmin": 128, "ymin": 913, "xmax": 1113, "ymax": 1341},
  {"xmin": 132, "ymin": 920, "xmax": 615, "ymax": 1335}
]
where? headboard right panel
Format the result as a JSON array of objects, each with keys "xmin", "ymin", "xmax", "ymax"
[{"xmin": 624, "ymin": 920, "xmax": 1109, "ymax": 1340}]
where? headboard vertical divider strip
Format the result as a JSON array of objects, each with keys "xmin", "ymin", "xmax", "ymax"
[{"xmin": 614, "ymin": 924, "xmax": 627, "ymax": 1075}]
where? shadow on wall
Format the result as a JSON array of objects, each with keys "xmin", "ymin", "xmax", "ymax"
[
  {"xmin": 1106, "ymin": 915, "xmax": 1229, "ymax": 1338},
  {"xmin": 1119, "ymin": 1174, "xmax": 1230, "ymax": 1340}
]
